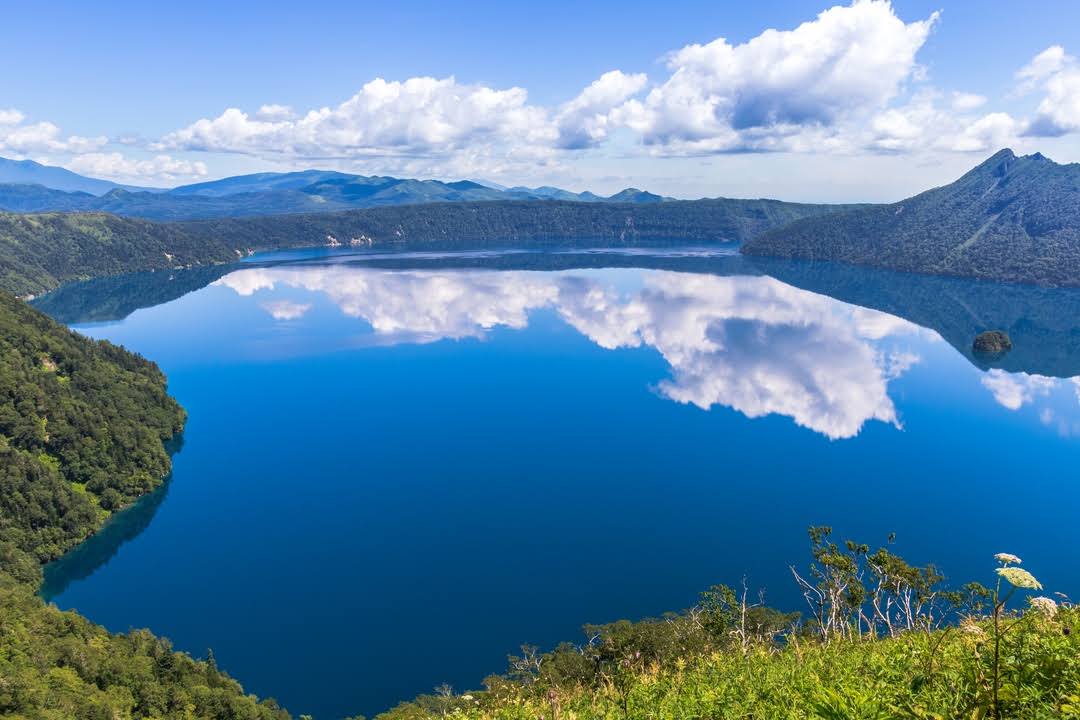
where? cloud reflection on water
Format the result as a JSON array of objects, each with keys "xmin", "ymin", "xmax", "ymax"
[{"xmin": 217, "ymin": 266, "xmax": 933, "ymax": 439}]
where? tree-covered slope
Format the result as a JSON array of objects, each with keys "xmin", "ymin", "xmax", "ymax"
[
  {"xmin": 0, "ymin": 576, "xmax": 290, "ymax": 719},
  {"xmin": 0, "ymin": 199, "xmax": 857, "ymax": 297},
  {"xmin": 179, "ymin": 198, "xmax": 856, "ymax": 250},
  {"xmin": 0, "ymin": 295, "xmax": 293, "ymax": 718},
  {"xmin": 744, "ymin": 149, "xmax": 1080, "ymax": 285},
  {"xmin": 0, "ymin": 291, "xmax": 185, "ymax": 582},
  {"xmin": 0, "ymin": 211, "xmax": 238, "ymax": 297}
]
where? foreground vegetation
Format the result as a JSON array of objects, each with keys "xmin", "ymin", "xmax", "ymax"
[
  {"xmin": 379, "ymin": 535, "xmax": 1078, "ymax": 720},
  {"xmin": 0, "ymin": 574, "xmax": 290, "ymax": 719}
]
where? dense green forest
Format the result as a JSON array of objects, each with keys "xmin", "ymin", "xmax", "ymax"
[
  {"xmin": 744, "ymin": 149, "xmax": 1080, "ymax": 286},
  {"xmin": 0, "ymin": 198, "xmax": 855, "ymax": 297},
  {"xmin": 0, "ymin": 211, "xmax": 238, "ymax": 297},
  {"xmin": 0, "ymin": 292, "xmax": 295, "ymax": 718},
  {"xmin": 0, "ymin": 575, "xmax": 291, "ymax": 719},
  {"xmin": 0, "ymin": 291, "xmax": 185, "ymax": 582}
]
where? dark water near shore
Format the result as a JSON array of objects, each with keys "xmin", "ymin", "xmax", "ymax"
[{"xmin": 37, "ymin": 247, "xmax": 1080, "ymax": 719}]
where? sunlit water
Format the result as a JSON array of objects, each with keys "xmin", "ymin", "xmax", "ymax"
[{"xmin": 36, "ymin": 247, "xmax": 1080, "ymax": 719}]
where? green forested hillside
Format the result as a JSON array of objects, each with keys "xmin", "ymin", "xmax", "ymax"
[
  {"xmin": 0, "ymin": 576, "xmax": 291, "ymax": 719},
  {"xmin": 0, "ymin": 211, "xmax": 237, "ymax": 297},
  {"xmin": 743, "ymin": 149, "xmax": 1080, "ymax": 285},
  {"xmin": 0, "ymin": 294, "xmax": 294, "ymax": 719},
  {"xmin": 0, "ymin": 199, "xmax": 857, "ymax": 297},
  {"xmin": 0, "ymin": 291, "xmax": 185, "ymax": 583}
]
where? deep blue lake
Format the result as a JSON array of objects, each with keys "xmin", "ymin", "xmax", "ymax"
[{"xmin": 35, "ymin": 246, "xmax": 1080, "ymax": 719}]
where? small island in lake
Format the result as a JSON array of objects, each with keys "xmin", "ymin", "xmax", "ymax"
[{"xmin": 973, "ymin": 330, "xmax": 1013, "ymax": 354}]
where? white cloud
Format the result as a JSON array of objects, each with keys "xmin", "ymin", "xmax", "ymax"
[
  {"xmin": 217, "ymin": 266, "xmax": 922, "ymax": 439},
  {"xmin": 981, "ymin": 370, "xmax": 1056, "ymax": 410},
  {"xmin": 256, "ymin": 104, "xmax": 295, "ymax": 121},
  {"xmin": 260, "ymin": 300, "xmax": 312, "ymax": 320},
  {"xmin": 65, "ymin": 152, "xmax": 209, "ymax": 183},
  {"xmin": 142, "ymin": 1, "xmax": 1059, "ymax": 181},
  {"xmin": 0, "ymin": 109, "xmax": 26, "ymax": 125},
  {"xmin": 611, "ymin": 0, "xmax": 939, "ymax": 154},
  {"xmin": 159, "ymin": 76, "xmax": 557, "ymax": 173},
  {"xmin": 0, "ymin": 110, "xmax": 107, "ymax": 155},
  {"xmin": 950, "ymin": 92, "xmax": 987, "ymax": 112},
  {"xmin": 553, "ymin": 70, "xmax": 648, "ymax": 149},
  {"xmin": 865, "ymin": 90, "xmax": 1021, "ymax": 154},
  {"xmin": 1016, "ymin": 46, "xmax": 1069, "ymax": 91},
  {"xmin": 1011, "ymin": 45, "xmax": 1080, "ymax": 138}
]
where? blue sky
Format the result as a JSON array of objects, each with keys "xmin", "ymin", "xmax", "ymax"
[{"xmin": 2, "ymin": 1, "xmax": 1079, "ymax": 200}]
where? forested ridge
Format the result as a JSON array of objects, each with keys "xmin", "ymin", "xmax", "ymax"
[
  {"xmin": 744, "ymin": 149, "xmax": 1080, "ymax": 285},
  {"xmin": 0, "ymin": 198, "xmax": 857, "ymax": 297}
]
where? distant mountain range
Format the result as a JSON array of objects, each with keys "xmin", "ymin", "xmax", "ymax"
[
  {"xmin": 0, "ymin": 157, "xmax": 154, "ymax": 195},
  {"xmin": 0, "ymin": 156, "xmax": 670, "ymax": 221},
  {"xmin": 6, "ymin": 149, "xmax": 1080, "ymax": 290},
  {"xmin": 743, "ymin": 149, "xmax": 1080, "ymax": 286}
]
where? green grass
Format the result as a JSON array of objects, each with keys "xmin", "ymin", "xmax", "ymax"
[{"xmin": 378, "ymin": 609, "xmax": 1080, "ymax": 720}]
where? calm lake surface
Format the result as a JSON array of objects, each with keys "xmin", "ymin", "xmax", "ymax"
[{"xmin": 36, "ymin": 246, "xmax": 1080, "ymax": 719}]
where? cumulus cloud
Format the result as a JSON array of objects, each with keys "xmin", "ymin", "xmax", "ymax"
[
  {"xmin": 216, "ymin": 266, "xmax": 922, "ymax": 438},
  {"xmin": 610, "ymin": 0, "xmax": 939, "ymax": 154},
  {"xmin": 256, "ymin": 104, "xmax": 295, "ymax": 121},
  {"xmin": 950, "ymin": 92, "xmax": 987, "ymax": 112},
  {"xmin": 147, "ymin": 1, "xmax": 1058, "ymax": 176},
  {"xmin": 865, "ymin": 91, "xmax": 1021, "ymax": 154},
  {"xmin": 1018, "ymin": 46, "xmax": 1080, "ymax": 137},
  {"xmin": 260, "ymin": 300, "xmax": 312, "ymax": 320},
  {"xmin": 159, "ymin": 76, "xmax": 556, "ymax": 168},
  {"xmin": 981, "ymin": 370, "xmax": 1056, "ymax": 410},
  {"xmin": 0, "ymin": 109, "xmax": 107, "ymax": 155},
  {"xmin": 65, "ymin": 152, "xmax": 209, "ymax": 182},
  {"xmin": 553, "ymin": 70, "xmax": 648, "ymax": 149}
]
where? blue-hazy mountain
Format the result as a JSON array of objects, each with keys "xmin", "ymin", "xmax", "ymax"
[
  {"xmin": 0, "ymin": 157, "xmax": 153, "ymax": 195},
  {"xmin": 0, "ymin": 156, "xmax": 676, "ymax": 221}
]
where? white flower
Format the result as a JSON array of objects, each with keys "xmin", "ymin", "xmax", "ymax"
[
  {"xmin": 997, "ymin": 566, "xmax": 1042, "ymax": 590},
  {"xmin": 1029, "ymin": 596, "xmax": 1058, "ymax": 617},
  {"xmin": 461, "ymin": 695, "xmax": 474, "ymax": 701},
  {"xmin": 995, "ymin": 553, "xmax": 1022, "ymax": 566},
  {"xmin": 960, "ymin": 618, "xmax": 987, "ymax": 639}
]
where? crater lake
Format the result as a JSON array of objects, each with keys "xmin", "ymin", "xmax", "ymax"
[{"xmin": 36, "ymin": 246, "xmax": 1080, "ymax": 719}]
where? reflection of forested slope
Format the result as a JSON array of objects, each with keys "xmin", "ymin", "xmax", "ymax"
[
  {"xmin": 753, "ymin": 256, "xmax": 1080, "ymax": 377},
  {"xmin": 31, "ymin": 265, "xmax": 233, "ymax": 324},
  {"xmin": 32, "ymin": 250, "xmax": 763, "ymax": 325},
  {"xmin": 38, "ymin": 472, "xmax": 173, "ymax": 600}
]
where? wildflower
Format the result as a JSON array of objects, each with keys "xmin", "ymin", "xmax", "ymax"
[
  {"xmin": 995, "ymin": 553, "xmax": 1022, "ymax": 566},
  {"xmin": 1029, "ymin": 596, "xmax": 1058, "ymax": 617},
  {"xmin": 997, "ymin": 566, "xmax": 1042, "ymax": 589},
  {"xmin": 461, "ymin": 695, "xmax": 474, "ymax": 701},
  {"xmin": 960, "ymin": 618, "xmax": 987, "ymax": 639}
]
